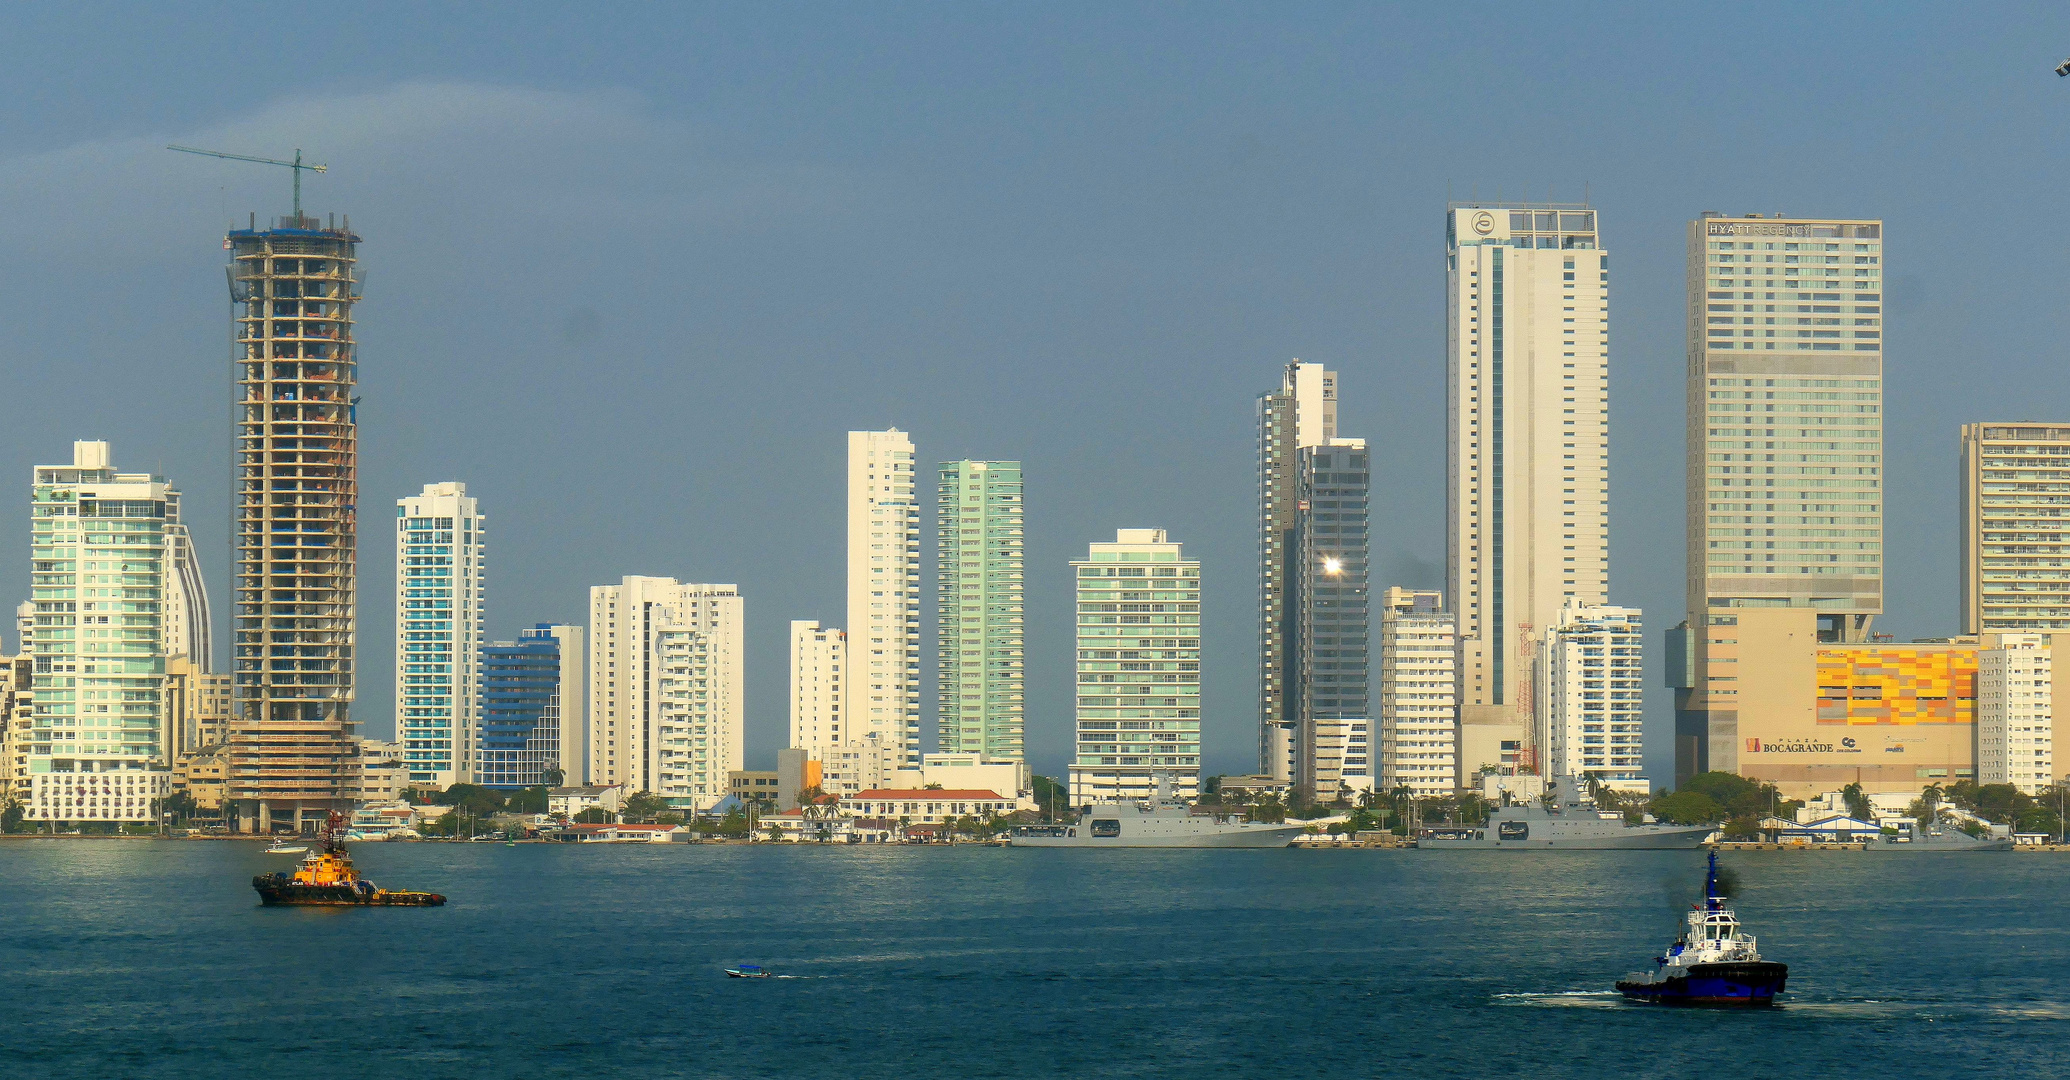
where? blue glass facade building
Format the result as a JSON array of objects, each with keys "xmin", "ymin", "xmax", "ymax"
[{"xmin": 477, "ymin": 626, "xmax": 563, "ymax": 789}]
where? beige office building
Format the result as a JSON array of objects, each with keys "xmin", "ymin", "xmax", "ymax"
[
  {"xmin": 1676, "ymin": 214, "xmax": 1885, "ymax": 784},
  {"xmin": 1446, "ymin": 204, "xmax": 1611, "ymax": 772},
  {"xmin": 1961, "ymin": 423, "xmax": 2070, "ymax": 635},
  {"xmin": 1975, "ymin": 633, "xmax": 2059, "ymax": 795}
]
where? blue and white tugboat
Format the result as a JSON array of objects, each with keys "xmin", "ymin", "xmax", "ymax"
[{"xmin": 1616, "ymin": 852, "xmax": 1788, "ymax": 1006}]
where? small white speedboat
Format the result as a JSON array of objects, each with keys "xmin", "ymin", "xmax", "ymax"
[{"xmin": 264, "ymin": 842, "xmax": 309, "ymax": 855}]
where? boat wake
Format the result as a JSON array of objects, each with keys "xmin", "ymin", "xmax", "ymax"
[{"xmin": 1494, "ymin": 990, "xmax": 1624, "ymax": 1009}]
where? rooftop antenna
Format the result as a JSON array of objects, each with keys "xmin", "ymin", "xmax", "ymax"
[{"xmin": 167, "ymin": 145, "xmax": 327, "ymax": 220}]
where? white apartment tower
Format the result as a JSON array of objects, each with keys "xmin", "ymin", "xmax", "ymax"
[
  {"xmin": 847, "ymin": 430, "xmax": 921, "ymax": 773},
  {"xmin": 1535, "ymin": 600, "xmax": 1645, "ymax": 790},
  {"xmin": 395, "ymin": 482, "xmax": 485, "ymax": 788},
  {"xmin": 1977, "ymin": 634, "xmax": 2056, "ymax": 795},
  {"xmin": 587, "ymin": 577, "xmax": 742, "ymax": 809},
  {"xmin": 22, "ymin": 442, "xmax": 175, "ymax": 824},
  {"xmin": 1962, "ymin": 424, "xmax": 2070, "ymax": 635},
  {"xmin": 1068, "ymin": 529, "xmax": 1202, "ymax": 805},
  {"xmin": 1258, "ymin": 361, "xmax": 1337, "ymax": 781},
  {"xmin": 1378, "ymin": 587, "xmax": 1458, "ymax": 797},
  {"xmin": 1447, "ymin": 204, "xmax": 1611, "ymax": 774},
  {"xmin": 789, "ymin": 620, "xmax": 847, "ymax": 754}
]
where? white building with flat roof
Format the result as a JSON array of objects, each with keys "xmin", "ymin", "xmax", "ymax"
[
  {"xmin": 1068, "ymin": 529, "xmax": 1201, "ymax": 805},
  {"xmin": 1977, "ymin": 634, "xmax": 2055, "ymax": 795},
  {"xmin": 848, "ymin": 430, "xmax": 920, "ymax": 774},
  {"xmin": 789, "ymin": 620, "xmax": 846, "ymax": 755},
  {"xmin": 396, "ymin": 482, "xmax": 485, "ymax": 787},
  {"xmin": 1535, "ymin": 600, "xmax": 1645, "ymax": 791},
  {"xmin": 1448, "ymin": 205, "xmax": 1611, "ymax": 773},
  {"xmin": 1379, "ymin": 587, "xmax": 1458, "ymax": 797},
  {"xmin": 587, "ymin": 577, "xmax": 742, "ymax": 809}
]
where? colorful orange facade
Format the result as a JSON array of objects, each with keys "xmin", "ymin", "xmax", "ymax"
[{"xmin": 1815, "ymin": 647, "xmax": 1977, "ymax": 726}]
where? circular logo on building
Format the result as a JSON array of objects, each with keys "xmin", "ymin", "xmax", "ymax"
[{"xmin": 1471, "ymin": 211, "xmax": 1495, "ymax": 235}]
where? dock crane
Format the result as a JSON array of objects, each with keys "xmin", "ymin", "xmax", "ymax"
[{"xmin": 167, "ymin": 145, "xmax": 327, "ymax": 218}]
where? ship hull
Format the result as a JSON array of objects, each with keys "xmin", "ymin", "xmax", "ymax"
[
  {"xmin": 1617, "ymin": 962, "xmax": 1788, "ymax": 1005},
  {"xmin": 252, "ymin": 876, "xmax": 446, "ymax": 907},
  {"xmin": 1009, "ymin": 825, "xmax": 1308, "ymax": 848},
  {"xmin": 1417, "ymin": 825, "xmax": 1715, "ymax": 850}
]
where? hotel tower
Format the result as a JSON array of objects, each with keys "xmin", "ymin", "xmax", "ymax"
[
  {"xmin": 1673, "ymin": 214, "xmax": 1884, "ymax": 783},
  {"xmin": 1446, "ymin": 204, "xmax": 1611, "ymax": 774}
]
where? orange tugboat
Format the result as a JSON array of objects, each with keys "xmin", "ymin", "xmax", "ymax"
[{"xmin": 252, "ymin": 812, "xmax": 446, "ymax": 907}]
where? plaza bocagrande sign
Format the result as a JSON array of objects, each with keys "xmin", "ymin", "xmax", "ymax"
[{"xmin": 1745, "ymin": 736, "xmax": 1864, "ymax": 755}]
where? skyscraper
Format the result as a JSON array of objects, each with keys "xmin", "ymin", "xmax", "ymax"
[
  {"xmin": 1293, "ymin": 438, "xmax": 1370, "ymax": 798},
  {"xmin": 936, "ymin": 460, "xmax": 1025, "ymax": 761},
  {"xmin": 1378, "ymin": 587, "xmax": 1458, "ymax": 797},
  {"xmin": 587, "ymin": 577, "xmax": 742, "ymax": 809},
  {"xmin": 1257, "ymin": 361, "xmax": 1337, "ymax": 780},
  {"xmin": 162, "ymin": 486, "xmax": 211, "ymax": 673},
  {"xmin": 226, "ymin": 212, "xmax": 362, "ymax": 834},
  {"xmin": 1068, "ymin": 529, "xmax": 1201, "ymax": 805},
  {"xmin": 1961, "ymin": 423, "xmax": 2070, "ymax": 634},
  {"xmin": 1674, "ymin": 214, "xmax": 1883, "ymax": 782},
  {"xmin": 847, "ymin": 430, "xmax": 920, "ymax": 773},
  {"xmin": 395, "ymin": 482, "xmax": 485, "ymax": 788},
  {"xmin": 1447, "ymin": 204, "xmax": 1611, "ymax": 773},
  {"xmin": 478, "ymin": 624, "xmax": 582, "ymax": 789},
  {"xmin": 22, "ymin": 442, "xmax": 175, "ymax": 825}
]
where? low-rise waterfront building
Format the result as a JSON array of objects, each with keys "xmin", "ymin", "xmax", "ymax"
[
  {"xmin": 549, "ymin": 784, "xmax": 624, "ymax": 819},
  {"xmin": 845, "ymin": 788, "xmax": 1018, "ymax": 824}
]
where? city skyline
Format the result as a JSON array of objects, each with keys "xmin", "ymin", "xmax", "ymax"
[{"xmin": 6, "ymin": 9, "xmax": 2070, "ymax": 784}]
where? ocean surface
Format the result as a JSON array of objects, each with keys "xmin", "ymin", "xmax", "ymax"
[{"xmin": 0, "ymin": 839, "xmax": 2064, "ymax": 1078}]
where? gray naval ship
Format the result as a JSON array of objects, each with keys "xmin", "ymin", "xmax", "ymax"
[
  {"xmin": 1009, "ymin": 775, "xmax": 1308, "ymax": 849},
  {"xmin": 1417, "ymin": 777, "xmax": 1715, "ymax": 850}
]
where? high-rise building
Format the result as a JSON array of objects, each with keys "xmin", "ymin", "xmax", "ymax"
[
  {"xmin": 587, "ymin": 577, "xmax": 742, "ymax": 809},
  {"xmin": 1257, "ymin": 361, "xmax": 1337, "ymax": 780},
  {"xmin": 395, "ymin": 482, "xmax": 486, "ymax": 788},
  {"xmin": 1535, "ymin": 599, "xmax": 1645, "ymax": 790},
  {"xmin": 162, "ymin": 486, "xmax": 211, "ymax": 673},
  {"xmin": 1378, "ymin": 587, "xmax": 1458, "ymax": 797},
  {"xmin": 1068, "ymin": 529, "xmax": 1201, "ymax": 805},
  {"xmin": 848, "ymin": 430, "xmax": 920, "ymax": 772},
  {"xmin": 1447, "ymin": 204, "xmax": 1611, "ymax": 775},
  {"xmin": 478, "ymin": 624, "xmax": 582, "ymax": 789},
  {"xmin": 226, "ymin": 213, "xmax": 362, "ymax": 834},
  {"xmin": 1976, "ymin": 633, "xmax": 2058, "ymax": 796},
  {"xmin": 1962, "ymin": 423, "xmax": 2070, "ymax": 634},
  {"xmin": 1293, "ymin": 439, "xmax": 1370, "ymax": 799},
  {"xmin": 1675, "ymin": 214, "xmax": 1884, "ymax": 783},
  {"xmin": 936, "ymin": 460, "xmax": 1025, "ymax": 761},
  {"xmin": 23, "ymin": 442, "xmax": 175, "ymax": 825},
  {"xmin": 788, "ymin": 620, "xmax": 846, "ymax": 755}
]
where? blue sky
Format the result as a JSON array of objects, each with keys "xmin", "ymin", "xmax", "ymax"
[{"xmin": 4, "ymin": 3, "xmax": 2070, "ymax": 782}]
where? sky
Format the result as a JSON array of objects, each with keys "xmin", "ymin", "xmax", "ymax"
[{"xmin": 4, "ymin": 3, "xmax": 2070, "ymax": 783}]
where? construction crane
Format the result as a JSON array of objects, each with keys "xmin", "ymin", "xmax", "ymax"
[{"xmin": 166, "ymin": 145, "xmax": 327, "ymax": 219}]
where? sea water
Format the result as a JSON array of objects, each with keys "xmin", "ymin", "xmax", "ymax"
[{"xmin": 1, "ymin": 840, "xmax": 2064, "ymax": 1078}]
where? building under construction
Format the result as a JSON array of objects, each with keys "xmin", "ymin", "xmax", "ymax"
[{"xmin": 225, "ymin": 212, "xmax": 362, "ymax": 834}]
